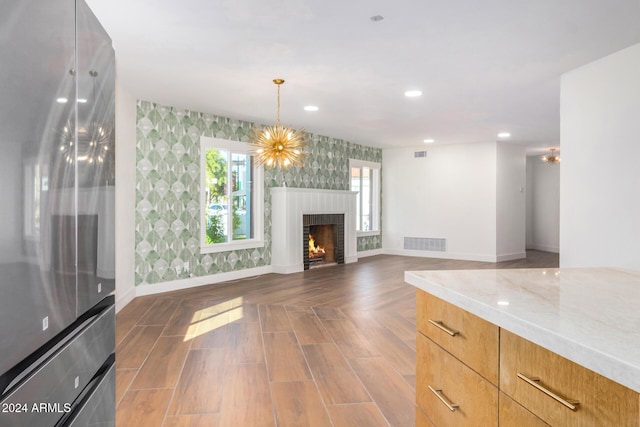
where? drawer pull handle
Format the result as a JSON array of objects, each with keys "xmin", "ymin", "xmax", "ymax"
[
  {"xmin": 517, "ymin": 373, "xmax": 580, "ymax": 411},
  {"xmin": 428, "ymin": 319, "xmax": 459, "ymax": 336},
  {"xmin": 428, "ymin": 385, "xmax": 459, "ymax": 412}
]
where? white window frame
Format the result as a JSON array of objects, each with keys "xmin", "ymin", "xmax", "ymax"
[
  {"xmin": 200, "ymin": 136, "xmax": 264, "ymax": 253},
  {"xmin": 349, "ymin": 158, "xmax": 381, "ymax": 236}
]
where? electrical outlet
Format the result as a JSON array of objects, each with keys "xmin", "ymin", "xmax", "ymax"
[{"xmin": 42, "ymin": 316, "xmax": 49, "ymax": 331}]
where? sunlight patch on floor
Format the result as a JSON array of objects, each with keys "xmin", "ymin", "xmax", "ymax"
[{"xmin": 183, "ymin": 296, "xmax": 244, "ymax": 341}]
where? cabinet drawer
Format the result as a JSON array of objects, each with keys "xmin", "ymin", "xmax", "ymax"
[
  {"xmin": 500, "ymin": 329, "xmax": 639, "ymax": 427},
  {"xmin": 416, "ymin": 290, "xmax": 498, "ymax": 384},
  {"xmin": 417, "ymin": 333, "xmax": 498, "ymax": 427},
  {"xmin": 499, "ymin": 391, "xmax": 548, "ymax": 426}
]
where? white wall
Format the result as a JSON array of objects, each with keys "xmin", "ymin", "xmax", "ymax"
[
  {"xmin": 526, "ymin": 157, "xmax": 560, "ymax": 253},
  {"xmin": 560, "ymin": 42, "xmax": 640, "ymax": 270},
  {"xmin": 114, "ymin": 75, "xmax": 137, "ymax": 311},
  {"xmin": 382, "ymin": 142, "xmax": 499, "ymax": 262},
  {"xmin": 525, "ymin": 159, "xmax": 534, "ymax": 248},
  {"xmin": 496, "ymin": 143, "xmax": 526, "ymax": 260}
]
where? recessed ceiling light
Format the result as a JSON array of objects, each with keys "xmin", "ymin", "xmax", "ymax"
[
  {"xmin": 77, "ymin": 98, "xmax": 88, "ymax": 103},
  {"xmin": 304, "ymin": 106, "xmax": 319, "ymax": 112},
  {"xmin": 404, "ymin": 90, "xmax": 422, "ymax": 98},
  {"xmin": 423, "ymin": 139, "xmax": 435, "ymax": 143},
  {"xmin": 56, "ymin": 97, "xmax": 68, "ymax": 103},
  {"xmin": 497, "ymin": 132, "xmax": 511, "ymax": 138}
]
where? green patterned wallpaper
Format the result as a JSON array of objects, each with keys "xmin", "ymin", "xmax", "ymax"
[{"xmin": 135, "ymin": 100, "xmax": 382, "ymax": 286}]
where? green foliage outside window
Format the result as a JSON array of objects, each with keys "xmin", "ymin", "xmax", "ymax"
[
  {"xmin": 205, "ymin": 211, "xmax": 243, "ymax": 244},
  {"xmin": 205, "ymin": 215, "xmax": 225, "ymax": 244},
  {"xmin": 205, "ymin": 149, "xmax": 227, "ymax": 205},
  {"xmin": 204, "ymin": 144, "xmax": 253, "ymax": 245}
]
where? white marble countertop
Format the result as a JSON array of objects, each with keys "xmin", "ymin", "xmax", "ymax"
[{"xmin": 405, "ymin": 267, "xmax": 640, "ymax": 393}]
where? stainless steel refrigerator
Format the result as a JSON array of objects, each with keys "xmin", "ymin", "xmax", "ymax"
[{"xmin": 0, "ymin": 0, "xmax": 116, "ymax": 425}]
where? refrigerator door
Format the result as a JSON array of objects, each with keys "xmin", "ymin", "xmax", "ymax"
[
  {"xmin": 65, "ymin": 357, "xmax": 116, "ymax": 427},
  {"xmin": 0, "ymin": 0, "xmax": 78, "ymax": 379},
  {"xmin": 74, "ymin": 0, "xmax": 116, "ymax": 316},
  {"xmin": 0, "ymin": 299, "xmax": 114, "ymax": 427}
]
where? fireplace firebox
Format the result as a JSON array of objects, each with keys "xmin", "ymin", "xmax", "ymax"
[{"xmin": 303, "ymin": 214, "xmax": 344, "ymax": 270}]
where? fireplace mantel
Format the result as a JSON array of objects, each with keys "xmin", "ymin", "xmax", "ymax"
[{"xmin": 271, "ymin": 187, "xmax": 358, "ymax": 274}]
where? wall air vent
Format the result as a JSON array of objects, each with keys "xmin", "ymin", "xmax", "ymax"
[
  {"xmin": 414, "ymin": 151, "xmax": 427, "ymax": 158},
  {"xmin": 404, "ymin": 237, "xmax": 446, "ymax": 252}
]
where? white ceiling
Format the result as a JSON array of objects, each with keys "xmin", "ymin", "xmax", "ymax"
[{"xmin": 85, "ymin": 0, "xmax": 640, "ymax": 152}]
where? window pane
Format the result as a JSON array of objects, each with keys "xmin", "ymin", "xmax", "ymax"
[
  {"xmin": 351, "ymin": 167, "xmax": 361, "ymax": 231},
  {"xmin": 205, "ymin": 148, "xmax": 228, "ymax": 243},
  {"xmin": 350, "ymin": 160, "xmax": 380, "ymax": 234},
  {"xmin": 201, "ymin": 137, "xmax": 263, "ymax": 251},
  {"xmin": 362, "ymin": 167, "xmax": 371, "ymax": 231},
  {"xmin": 231, "ymin": 152, "xmax": 253, "ymax": 240}
]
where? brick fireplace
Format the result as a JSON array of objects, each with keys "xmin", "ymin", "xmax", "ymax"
[{"xmin": 303, "ymin": 214, "xmax": 345, "ymax": 270}]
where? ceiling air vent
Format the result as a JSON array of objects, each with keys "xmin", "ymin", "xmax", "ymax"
[{"xmin": 414, "ymin": 150, "xmax": 427, "ymax": 158}]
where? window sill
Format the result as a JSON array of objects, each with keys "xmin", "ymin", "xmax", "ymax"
[
  {"xmin": 200, "ymin": 239, "xmax": 264, "ymax": 254},
  {"xmin": 357, "ymin": 230, "xmax": 380, "ymax": 237}
]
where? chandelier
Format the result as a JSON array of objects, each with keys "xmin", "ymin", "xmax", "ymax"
[
  {"xmin": 59, "ymin": 120, "xmax": 110, "ymax": 164},
  {"xmin": 541, "ymin": 148, "xmax": 560, "ymax": 164},
  {"xmin": 250, "ymin": 78, "xmax": 307, "ymax": 168}
]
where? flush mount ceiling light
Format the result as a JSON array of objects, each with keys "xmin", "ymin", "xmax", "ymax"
[
  {"xmin": 423, "ymin": 139, "xmax": 435, "ymax": 143},
  {"xmin": 541, "ymin": 148, "xmax": 560, "ymax": 164},
  {"xmin": 404, "ymin": 90, "xmax": 422, "ymax": 98},
  {"xmin": 304, "ymin": 105, "xmax": 319, "ymax": 112},
  {"xmin": 250, "ymin": 78, "xmax": 308, "ymax": 169},
  {"xmin": 497, "ymin": 132, "xmax": 511, "ymax": 138}
]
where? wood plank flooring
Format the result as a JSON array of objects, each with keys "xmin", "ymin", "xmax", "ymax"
[{"xmin": 116, "ymin": 251, "xmax": 558, "ymax": 426}]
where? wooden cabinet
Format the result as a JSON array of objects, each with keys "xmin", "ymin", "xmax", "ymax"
[
  {"xmin": 500, "ymin": 329, "xmax": 639, "ymax": 427},
  {"xmin": 499, "ymin": 392, "xmax": 549, "ymax": 426},
  {"xmin": 416, "ymin": 290, "xmax": 499, "ymax": 385},
  {"xmin": 416, "ymin": 289, "xmax": 640, "ymax": 427},
  {"xmin": 416, "ymin": 333, "xmax": 498, "ymax": 426},
  {"xmin": 416, "ymin": 290, "xmax": 498, "ymax": 426}
]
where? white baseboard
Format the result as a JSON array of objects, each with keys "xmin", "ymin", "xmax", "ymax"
[
  {"xmin": 496, "ymin": 252, "xmax": 527, "ymax": 262},
  {"xmin": 115, "ymin": 286, "xmax": 136, "ymax": 313},
  {"xmin": 356, "ymin": 249, "xmax": 383, "ymax": 258},
  {"xmin": 383, "ymin": 248, "xmax": 529, "ymax": 263},
  {"xmin": 271, "ymin": 264, "xmax": 304, "ymax": 274},
  {"xmin": 135, "ymin": 266, "xmax": 273, "ymax": 297},
  {"xmin": 527, "ymin": 244, "xmax": 560, "ymax": 253},
  {"xmin": 383, "ymin": 248, "xmax": 499, "ymax": 263},
  {"xmin": 345, "ymin": 255, "xmax": 359, "ymax": 264}
]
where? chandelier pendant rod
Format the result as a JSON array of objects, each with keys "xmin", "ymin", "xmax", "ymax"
[{"xmin": 273, "ymin": 78, "xmax": 284, "ymax": 127}]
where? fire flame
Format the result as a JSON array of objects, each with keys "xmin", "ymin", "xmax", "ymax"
[{"xmin": 309, "ymin": 234, "xmax": 325, "ymax": 257}]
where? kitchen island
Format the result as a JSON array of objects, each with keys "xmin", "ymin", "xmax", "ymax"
[{"xmin": 405, "ymin": 267, "xmax": 640, "ymax": 426}]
